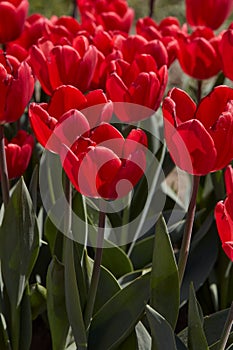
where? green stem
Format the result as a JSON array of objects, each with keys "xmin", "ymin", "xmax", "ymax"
[
  {"xmin": 149, "ymin": 0, "xmax": 156, "ymax": 17},
  {"xmin": 197, "ymin": 80, "xmax": 202, "ymax": 103},
  {"xmin": 84, "ymin": 209, "xmax": 106, "ymax": 331},
  {"xmin": 0, "ymin": 125, "xmax": 9, "ymax": 206},
  {"xmin": 178, "ymin": 175, "xmax": 200, "ymax": 286},
  {"xmin": 217, "ymin": 301, "xmax": 233, "ymax": 350}
]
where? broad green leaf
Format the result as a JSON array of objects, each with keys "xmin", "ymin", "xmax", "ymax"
[
  {"xmin": 118, "ymin": 330, "xmax": 138, "ymax": 350},
  {"xmin": 0, "ymin": 178, "xmax": 40, "ymax": 308},
  {"xmin": 146, "ymin": 304, "xmax": 177, "ymax": 350},
  {"xmin": 93, "ymin": 263, "xmax": 121, "ymax": 314},
  {"xmin": 88, "ymin": 272, "xmax": 151, "ymax": 350},
  {"xmin": 181, "ymin": 222, "xmax": 218, "ymax": 303},
  {"xmin": 179, "ymin": 308, "xmax": 233, "ymax": 348},
  {"xmin": 19, "ymin": 286, "xmax": 32, "ymax": 350},
  {"xmin": 47, "ymin": 257, "xmax": 69, "ymax": 350},
  {"xmin": 136, "ymin": 321, "xmax": 152, "ymax": 350},
  {"xmin": 130, "ymin": 236, "xmax": 154, "ymax": 270},
  {"xmin": 64, "ymin": 238, "xmax": 87, "ymax": 349},
  {"xmin": 29, "ymin": 164, "xmax": 39, "ymax": 211},
  {"xmin": 30, "ymin": 283, "xmax": 47, "ymax": 320},
  {"xmin": 101, "ymin": 242, "xmax": 133, "ymax": 279},
  {"xmin": 188, "ymin": 283, "xmax": 209, "ymax": 350},
  {"xmin": 204, "ymin": 308, "xmax": 233, "ymax": 347},
  {"xmin": 150, "ymin": 215, "xmax": 179, "ymax": 328},
  {"xmin": 85, "ymin": 254, "xmax": 121, "ymax": 315},
  {"xmin": 119, "ymin": 270, "xmax": 143, "ymax": 288}
]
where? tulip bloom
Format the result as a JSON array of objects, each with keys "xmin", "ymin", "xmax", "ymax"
[
  {"xmin": 60, "ymin": 122, "xmax": 147, "ymax": 199},
  {"xmin": 106, "ymin": 55, "xmax": 168, "ymax": 121},
  {"xmin": 4, "ymin": 130, "xmax": 34, "ymax": 179},
  {"xmin": 215, "ymin": 165, "xmax": 233, "ymax": 261},
  {"xmin": 219, "ymin": 27, "xmax": 233, "ymax": 81},
  {"xmin": 29, "ymin": 85, "xmax": 112, "ymax": 150},
  {"xmin": 186, "ymin": 0, "xmax": 233, "ymax": 30},
  {"xmin": 162, "ymin": 86, "xmax": 233, "ymax": 175},
  {"xmin": 0, "ymin": 53, "xmax": 34, "ymax": 124},
  {"xmin": 136, "ymin": 16, "xmax": 187, "ymax": 66},
  {"xmin": 29, "ymin": 37, "xmax": 97, "ymax": 95},
  {"xmin": 177, "ymin": 27, "xmax": 221, "ymax": 80},
  {"xmin": 0, "ymin": 0, "xmax": 28, "ymax": 43},
  {"xmin": 78, "ymin": 0, "xmax": 134, "ymax": 33}
]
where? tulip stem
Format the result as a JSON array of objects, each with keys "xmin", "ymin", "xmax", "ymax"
[
  {"xmin": 84, "ymin": 207, "xmax": 106, "ymax": 332},
  {"xmin": 149, "ymin": 0, "xmax": 156, "ymax": 17},
  {"xmin": 0, "ymin": 125, "xmax": 9, "ymax": 207},
  {"xmin": 178, "ymin": 175, "xmax": 200, "ymax": 286},
  {"xmin": 197, "ymin": 80, "xmax": 202, "ymax": 103},
  {"xmin": 217, "ymin": 301, "xmax": 233, "ymax": 350}
]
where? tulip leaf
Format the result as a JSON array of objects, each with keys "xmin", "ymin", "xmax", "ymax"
[
  {"xmin": 204, "ymin": 308, "xmax": 233, "ymax": 348},
  {"xmin": 84, "ymin": 254, "xmax": 121, "ymax": 315},
  {"xmin": 64, "ymin": 238, "xmax": 87, "ymax": 349},
  {"xmin": 19, "ymin": 286, "xmax": 32, "ymax": 350},
  {"xmin": 146, "ymin": 304, "xmax": 178, "ymax": 350},
  {"xmin": 130, "ymin": 235, "xmax": 155, "ymax": 269},
  {"xmin": 101, "ymin": 241, "xmax": 133, "ymax": 278},
  {"xmin": 188, "ymin": 283, "xmax": 209, "ymax": 350},
  {"xmin": 136, "ymin": 321, "xmax": 152, "ymax": 350},
  {"xmin": 88, "ymin": 272, "xmax": 151, "ymax": 350},
  {"xmin": 0, "ymin": 313, "xmax": 10, "ymax": 350},
  {"xmin": 30, "ymin": 283, "xmax": 47, "ymax": 320},
  {"xmin": 47, "ymin": 257, "xmax": 69, "ymax": 350},
  {"xmin": 0, "ymin": 178, "xmax": 40, "ymax": 308},
  {"xmin": 181, "ymin": 220, "xmax": 218, "ymax": 303},
  {"xmin": 150, "ymin": 214, "xmax": 179, "ymax": 328}
]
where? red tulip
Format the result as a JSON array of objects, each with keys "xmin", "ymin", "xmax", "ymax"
[
  {"xmin": 219, "ymin": 27, "xmax": 233, "ymax": 81},
  {"xmin": 29, "ymin": 85, "xmax": 112, "ymax": 150},
  {"xmin": 136, "ymin": 16, "xmax": 187, "ymax": 66},
  {"xmin": 186, "ymin": 0, "xmax": 233, "ymax": 30},
  {"xmin": 0, "ymin": 53, "xmax": 34, "ymax": 124},
  {"xmin": 113, "ymin": 34, "xmax": 168, "ymax": 69},
  {"xmin": 4, "ymin": 130, "xmax": 34, "ymax": 179},
  {"xmin": 78, "ymin": 0, "xmax": 134, "ymax": 33},
  {"xmin": 0, "ymin": 0, "xmax": 28, "ymax": 43},
  {"xmin": 29, "ymin": 37, "xmax": 97, "ymax": 95},
  {"xmin": 60, "ymin": 122, "xmax": 147, "ymax": 199},
  {"xmin": 162, "ymin": 86, "xmax": 233, "ymax": 175},
  {"xmin": 177, "ymin": 27, "xmax": 221, "ymax": 80},
  {"xmin": 106, "ymin": 55, "xmax": 168, "ymax": 121},
  {"xmin": 215, "ymin": 165, "xmax": 233, "ymax": 261}
]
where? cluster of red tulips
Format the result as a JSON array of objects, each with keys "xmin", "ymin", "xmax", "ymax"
[{"xmin": 0, "ymin": 0, "xmax": 233, "ymax": 259}]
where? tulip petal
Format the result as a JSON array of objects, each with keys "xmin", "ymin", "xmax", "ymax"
[{"xmin": 164, "ymin": 118, "xmax": 217, "ymax": 175}]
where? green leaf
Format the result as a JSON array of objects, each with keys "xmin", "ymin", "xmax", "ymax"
[
  {"xmin": 150, "ymin": 215, "xmax": 179, "ymax": 328},
  {"xmin": 19, "ymin": 286, "xmax": 32, "ymax": 350},
  {"xmin": 136, "ymin": 322, "xmax": 152, "ymax": 350},
  {"xmin": 0, "ymin": 178, "xmax": 40, "ymax": 350},
  {"xmin": 181, "ymin": 221, "xmax": 218, "ymax": 303},
  {"xmin": 117, "ymin": 330, "xmax": 138, "ymax": 350},
  {"xmin": 88, "ymin": 272, "xmax": 151, "ymax": 350},
  {"xmin": 64, "ymin": 238, "xmax": 87, "ymax": 349},
  {"xmin": 130, "ymin": 236, "xmax": 154, "ymax": 270},
  {"xmin": 146, "ymin": 304, "xmax": 177, "ymax": 350},
  {"xmin": 204, "ymin": 308, "xmax": 233, "ymax": 347},
  {"xmin": 84, "ymin": 253, "xmax": 121, "ymax": 315},
  {"xmin": 47, "ymin": 257, "xmax": 69, "ymax": 350},
  {"xmin": 179, "ymin": 307, "xmax": 233, "ymax": 348},
  {"xmin": 101, "ymin": 241, "xmax": 133, "ymax": 279},
  {"xmin": 188, "ymin": 283, "xmax": 209, "ymax": 350},
  {"xmin": 0, "ymin": 313, "xmax": 10, "ymax": 350},
  {"xmin": 93, "ymin": 263, "xmax": 121, "ymax": 314},
  {"xmin": 30, "ymin": 283, "xmax": 47, "ymax": 320},
  {"xmin": 0, "ymin": 178, "xmax": 40, "ymax": 308}
]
